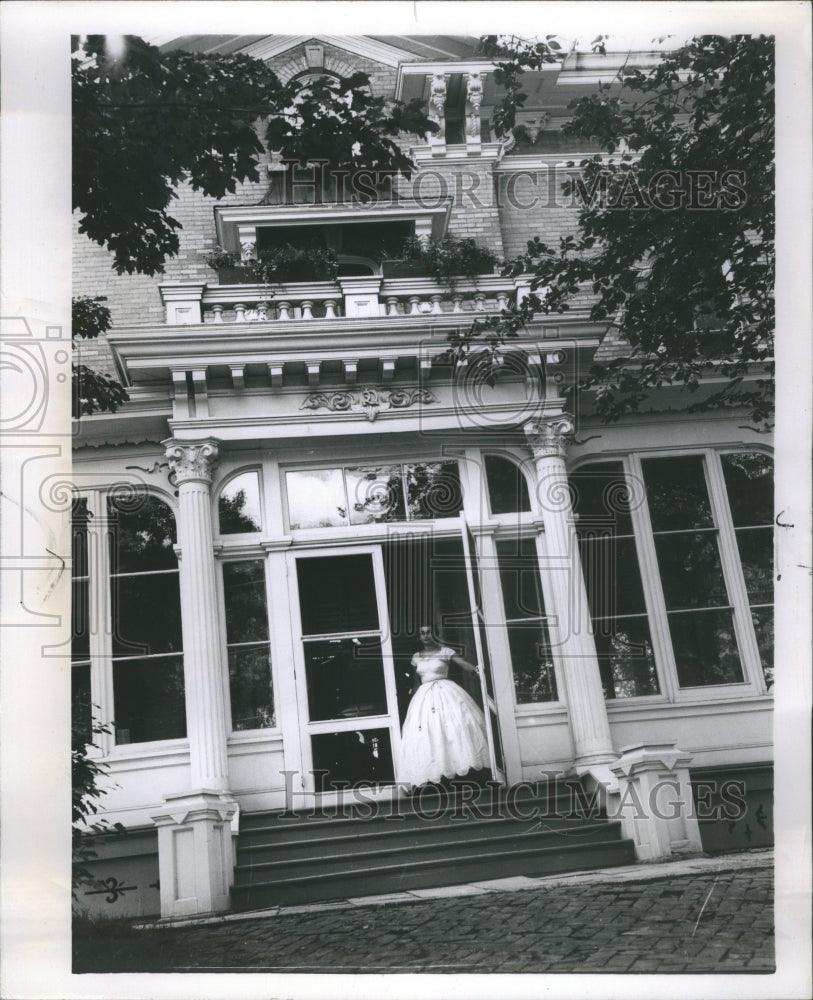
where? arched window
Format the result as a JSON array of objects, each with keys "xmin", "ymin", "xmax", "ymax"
[
  {"xmin": 484, "ymin": 454, "xmax": 532, "ymax": 514},
  {"xmin": 108, "ymin": 494, "xmax": 186, "ymax": 744},
  {"xmin": 218, "ymin": 470, "xmax": 263, "ymax": 535}
]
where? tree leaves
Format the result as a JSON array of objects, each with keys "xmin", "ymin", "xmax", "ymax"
[{"xmin": 471, "ymin": 34, "xmax": 775, "ymax": 426}]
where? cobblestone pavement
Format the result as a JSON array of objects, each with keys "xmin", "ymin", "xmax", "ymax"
[{"xmin": 85, "ymin": 852, "xmax": 775, "ymax": 975}]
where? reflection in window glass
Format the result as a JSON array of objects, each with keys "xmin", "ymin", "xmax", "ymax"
[
  {"xmin": 286, "ymin": 469, "xmax": 347, "ymax": 529},
  {"xmin": 640, "ymin": 456, "xmax": 713, "ymax": 531},
  {"xmin": 223, "ymin": 560, "xmax": 275, "ymax": 730},
  {"xmin": 405, "ymin": 461, "xmax": 463, "ymax": 520},
  {"xmin": 496, "ymin": 536, "xmax": 557, "ymax": 703},
  {"xmin": 346, "ymin": 465, "xmax": 405, "ymax": 524},
  {"xmin": 297, "ymin": 554, "xmax": 379, "ymax": 636},
  {"xmin": 311, "ymin": 728, "xmax": 395, "ymax": 790},
  {"xmin": 485, "ymin": 455, "xmax": 531, "ymax": 514},
  {"xmin": 218, "ymin": 471, "xmax": 262, "ymax": 534},
  {"xmin": 286, "ymin": 462, "xmax": 463, "ymax": 529},
  {"xmin": 303, "ymin": 637, "xmax": 388, "ymax": 721},
  {"xmin": 572, "ymin": 465, "xmax": 659, "ymax": 699},
  {"xmin": 108, "ymin": 494, "xmax": 177, "ymax": 573}
]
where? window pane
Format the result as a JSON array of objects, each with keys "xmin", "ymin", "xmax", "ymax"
[
  {"xmin": 303, "ymin": 637, "xmax": 388, "ymax": 720},
  {"xmin": 228, "ymin": 645, "xmax": 275, "ymax": 730},
  {"xmin": 297, "ymin": 554, "xmax": 379, "ymax": 635},
  {"xmin": 654, "ymin": 533, "xmax": 728, "ymax": 609},
  {"xmin": 485, "ymin": 455, "xmax": 531, "ymax": 514},
  {"xmin": 496, "ymin": 537, "xmax": 545, "ymax": 620},
  {"xmin": 667, "ymin": 609, "xmax": 744, "ymax": 686},
  {"xmin": 312, "ymin": 728, "xmax": 394, "ymax": 790},
  {"xmin": 223, "ymin": 560, "xmax": 269, "ymax": 643},
  {"xmin": 571, "ymin": 461, "xmax": 634, "ymax": 535},
  {"xmin": 286, "ymin": 468, "xmax": 347, "ymax": 529},
  {"xmin": 345, "ymin": 465, "xmax": 406, "ymax": 524},
  {"xmin": 108, "ymin": 496, "xmax": 178, "ymax": 572},
  {"xmin": 750, "ymin": 607, "xmax": 774, "ymax": 687},
  {"xmin": 641, "ymin": 455, "xmax": 713, "ymax": 531},
  {"xmin": 579, "ymin": 536, "xmax": 647, "ymax": 618},
  {"xmin": 593, "ymin": 617, "xmax": 659, "ymax": 698},
  {"xmin": 218, "ymin": 471, "xmax": 262, "ymax": 534},
  {"xmin": 405, "ymin": 461, "xmax": 463, "ymax": 520},
  {"xmin": 505, "ymin": 623, "xmax": 557, "ymax": 703},
  {"xmin": 72, "ymin": 579, "xmax": 90, "ymax": 661},
  {"xmin": 734, "ymin": 527, "xmax": 773, "ymax": 605},
  {"xmin": 112, "ymin": 655, "xmax": 186, "ymax": 743},
  {"xmin": 72, "ymin": 663, "xmax": 92, "ymax": 745},
  {"xmin": 111, "ymin": 572, "xmax": 183, "ymax": 656},
  {"xmin": 721, "ymin": 453, "xmax": 773, "ymax": 526}
]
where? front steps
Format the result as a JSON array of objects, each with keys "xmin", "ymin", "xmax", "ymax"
[{"xmin": 231, "ymin": 780, "xmax": 637, "ymax": 911}]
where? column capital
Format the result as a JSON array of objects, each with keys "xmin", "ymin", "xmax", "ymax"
[
  {"xmin": 524, "ymin": 414, "xmax": 576, "ymax": 460},
  {"xmin": 163, "ymin": 438, "xmax": 220, "ymax": 486}
]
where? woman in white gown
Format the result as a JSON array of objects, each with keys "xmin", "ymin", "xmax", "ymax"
[{"xmin": 396, "ymin": 625, "xmax": 491, "ymax": 788}]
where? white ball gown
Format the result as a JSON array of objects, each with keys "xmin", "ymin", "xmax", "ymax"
[{"xmin": 396, "ymin": 646, "xmax": 490, "ymax": 787}]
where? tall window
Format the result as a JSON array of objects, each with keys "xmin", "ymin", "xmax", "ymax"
[
  {"xmin": 572, "ymin": 451, "xmax": 773, "ymax": 698},
  {"xmin": 222, "ymin": 560, "xmax": 275, "ymax": 730},
  {"xmin": 571, "ymin": 462, "xmax": 659, "ymax": 699},
  {"xmin": 108, "ymin": 495, "xmax": 186, "ymax": 744}
]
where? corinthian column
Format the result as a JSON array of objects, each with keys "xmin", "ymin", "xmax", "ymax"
[
  {"xmin": 524, "ymin": 415, "xmax": 616, "ymax": 769},
  {"xmin": 163, "ymin": 438, "xmax": 229, "ymax": 789},
  {"xmin": 151, "ymin": 438, "xmax": 236, "ymax": 918}
]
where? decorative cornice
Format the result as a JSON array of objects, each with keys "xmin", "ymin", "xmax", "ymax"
[
  {"xmin": 300, "ymin": 386, "xmax": 437, "ymax": 422},
  {"xmin": 163, "ymin": 438, "xmax": 220, "ymax": 485},
  {"xmin": 524, "ymin": 413, "xmax": 576, "ymax": 459}
]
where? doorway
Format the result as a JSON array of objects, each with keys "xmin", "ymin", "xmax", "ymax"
[{"xmin": 288, "ymin": 524, "xmax": 505, "ymax": 803}]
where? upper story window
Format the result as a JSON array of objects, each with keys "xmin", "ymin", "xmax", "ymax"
[
  {"xmin": 285, "ymin": 460, "xmax": 463, "ymax": 530},
  {"xmin": 571, "ymin": 450, "xmax": 773, "ymax": 701}
]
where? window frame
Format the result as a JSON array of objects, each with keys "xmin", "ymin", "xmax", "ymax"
[
  {"xmin": 214, "ymin": 465, "xmax": 265, "ymax": 539},
  {"xmin": 73, "ymin": 487, "xmax": 189, "ymax": 758},
  {"xmin": 571, "ymin": 447, "xmax": 772, "ymax": 706}
]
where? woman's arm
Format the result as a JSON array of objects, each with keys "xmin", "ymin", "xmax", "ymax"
[{"xmin": 449, "ymin": 653, "xmax": 480, "ymax": 676}]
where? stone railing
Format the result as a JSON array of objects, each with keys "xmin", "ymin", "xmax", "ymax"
[{"xmin": 160, "ymin": 275, "xmax": 535, "ymax": 326}]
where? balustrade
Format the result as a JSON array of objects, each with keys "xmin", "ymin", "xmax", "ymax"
[{"xmin": 190, "ymin": 277, "xmax": 522, "ymax": 326}]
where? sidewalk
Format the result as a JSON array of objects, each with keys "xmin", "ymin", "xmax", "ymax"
[{"xmin": 75, "ymin": 849, "xmax": 774, "ymax": 974}]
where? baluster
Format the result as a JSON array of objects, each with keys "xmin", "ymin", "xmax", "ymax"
[
  {"xmin": 212, "ymin": 305, "xmax": 224, "ymax": 324},
  {"xmin": 276, "ymin": 301, "xmax": 291, "ymax": 320},
  {"xmin": 474, "ymin": 293, "xmax": 486, "ymax": 312},
  {"xmin": 301, "ymin": 299, "xmax": 314, "ymax": 320},
  {"xmin": 496, "ymin": 292, "xmax": 510, "ymax": 311},
  {"xmin": 408, "ymin": 296, "xmax": 422, "ymax": 316},
  {"xmin": 386, "ymin": 296, "xmax": 400, "ymax": 317},
  {"xmin": 234, "ymin": 302, "xmax": 247, "ymax": 323},
  {"xmin": 257, "ymin": 301, "xmax": 269, "ymax": 322},
  {"xmin": 452, "ymin": 295, "xmax": 463, "ymax": 313},
  {"xmin": 430, "ymin": 294, "xmax": 443, "ymax": 314},
  {"xmin": 324, "ymin": 299, "xmax": 337, "ymax": 319}
]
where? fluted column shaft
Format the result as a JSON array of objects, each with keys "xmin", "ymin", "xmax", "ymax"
[
  {"xmin": 164, "ymin": 438, "xmax": 229, "ymax": 791},
  {"xmin": 525, "ymin": 415, "xmax": 616, "ymax": 767}
]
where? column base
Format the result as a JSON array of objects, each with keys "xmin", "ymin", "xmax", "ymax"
[
  {"xmin": 607, "ymin": 743, "xmax": 704, "ymax": 862},
  {"xmin": 150, "ymin": 789, "xmax": 237, "ymax": 919}
]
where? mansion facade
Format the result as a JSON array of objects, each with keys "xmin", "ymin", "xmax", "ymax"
[{"xmin": 72, "ymin": 35, "xmax": 774, "ymax": 920}]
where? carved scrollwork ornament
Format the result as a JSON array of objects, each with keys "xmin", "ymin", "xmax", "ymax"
[
  {"xmin": 523, "ymin": 414, "xmax": 576, "ymax": 460},
  {"xmin": 163, "ymin": 438, "xmax": 220, "ymax": 485}
]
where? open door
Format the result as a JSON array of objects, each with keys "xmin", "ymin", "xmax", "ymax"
[{"xmin": 460, "ymin": 515, "xmax": 507, "ymax": 785}]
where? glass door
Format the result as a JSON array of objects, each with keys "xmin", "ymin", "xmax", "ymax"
[
  {"xmin": 460, "ymin": 516, "xmax": 507, "ymax": 784},
  {"xmin": 289, "ymin": 548, "xmax": 401, "ymax": 804}
]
